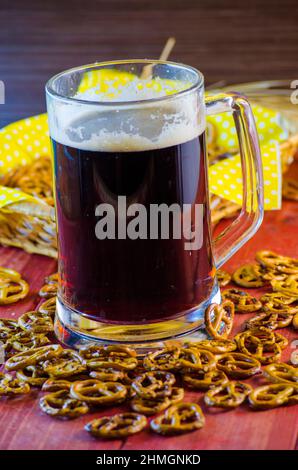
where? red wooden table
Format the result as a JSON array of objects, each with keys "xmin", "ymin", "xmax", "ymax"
[{"xmin": 0, "ymin": 165, "xmax": 298, "ymax": 450}]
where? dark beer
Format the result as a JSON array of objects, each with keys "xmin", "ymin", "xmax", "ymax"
[{"xmin": 52, "ymin": 131, "xmax": 215, "ymax": 324}]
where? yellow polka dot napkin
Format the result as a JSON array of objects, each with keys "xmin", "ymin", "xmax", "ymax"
[
  {"xmin": 208, "ymin": 104, "xmax": 285, "ymax": 210},
  {"xmin": 0, "ymin": 104, "xmax": 285, "ymax": 211}
]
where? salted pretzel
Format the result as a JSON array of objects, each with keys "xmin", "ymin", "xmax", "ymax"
[
  {"xmin": 263, "ymin": 363, "xmax": 298, "ymax": 386},
  {"xmin": 85, "ymin": 412, "xmax": 147, "ymax": 438},
  {"xmin": 18, "ymin": 310, "xmax": 53, "ymax": 334},
  {"xmin": 16, "ymin": 364, "xmax": 49, "ymax": 387},
  {"xmin": 38, "ymin": 297, "xmax": 57, "ymax": 317},
  {"xmin": 186, "ymin": 339, "xmax": 236, "ymax": 354},
  {"xmin": 204, "ymin": 301, "xmax": 234, "ymax": 339},
  {"xmin": 41, "ymin": 379, "xmax": 72, "ymax": 392},
  {"xmin": 182, "ymin": 369, "xmax": 229, "ymax": 391},
  {"xmin": 248, "ymin": 383, "xmax": 295, "ymax": 410},
  {"xmin": 0, "ymin": 267, "xmax": 29, "ymax": 305},
  {"xmin": 222, "ymin": 289, "xmax": 262, "ymax": 313},
  {"xmin": 70, "ymin": 379, "xmax": 127, "ymax": 406},
  {"xmin": 216, "ymin": 352, "xmax": 261, "ymax": 379},
  {"xmin": 131, "ymin": 371, "xmax": 175, "ymax": 399},
  {"xmin": 245, "ymin": 311, "xmax": 292, "ymax": 330},
  {"xmin": 0, "ymin": 372, "xmax": 30, "ymax": 396},
  {"xmin": 79, "ymin": 344, "xmax": 138, "ymax": 371},
  {"xmin": 40, "ymin": 390, "xmax": 89, "ymax": 419},
  {"xmin": 0, "ymin": 318, "xmax": 20, "ymax": 343},
  {"xmin": 262, "ymin": 300, "xmax": 298, "ymax": 315},
  {"xmin": 282, "ymin": 178, "xmax": 298, "ymax": 201},
  {"xmin": 150, "ymin": 403, "xmax": 205, "ymax": 435},
  {"xmin": 221, "ymin": 288, "xmax": 249, "ymax": 302},
  {"xmin": 42, "ymin": 349, "xmax": 86, "ymax": 378},
  {"xmin": 5, "ymin": 344, "xmax": 63, "ymax": 371},
  {"xmin": 7, "ymin": 330, "xmax": 50, "ymax": 353},
  {"xmin": 271, "ymin": 275, "xmax": 298, "ymax": 297},
  {"xmin": 131, "ymin": 387, "xmax": 184, "ymax": 416},
  {"xmin": 256, "ymin": 250, "xmax": 298, "ymax": 273},
  {"xmin": 89, "ymin": 369, "xmax": 126, "ymax": 382},
  {"xmin": 143, "ymin": 346, "xmax": 181, "ymax": 371},
  {"xmin": 260, "ymin": 292, "xmax": 297, "ymax": 305},
  {"xmin": 216, "ymin": 270, "xmax": 231, "ymax": 287},
  {"xmin": 234, "ymin": 330, "xmax": 281, "ymax": 364},
  {"xmin": 177, "ymin": 347, "xmax": 217, "ymax": 372},
  {"xmin": 204, "ymin": 381, "xmax": 252, "ymax": 408},
  {"xmin": 232, "ymin": 263, "xmax": 264, "ymax": 288}
]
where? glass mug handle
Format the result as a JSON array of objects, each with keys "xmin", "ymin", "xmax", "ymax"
[{"xmin": 205, "ymin": 93, "xmax": 264, "ymax": 268}]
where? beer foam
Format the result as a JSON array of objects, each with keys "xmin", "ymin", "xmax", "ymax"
[{"xmin": 48, "ymin": 86, "xmax": 205, "ymax": 152}]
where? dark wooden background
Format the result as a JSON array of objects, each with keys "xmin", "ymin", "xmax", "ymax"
[{"xmin": 0, "ymin": 0, "xmax": 298, "ymax": 127}]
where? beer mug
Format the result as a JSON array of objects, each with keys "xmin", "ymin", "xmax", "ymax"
[{"xmin": 46, "ymin": 60, "xmax": 263, "ymax": 349}]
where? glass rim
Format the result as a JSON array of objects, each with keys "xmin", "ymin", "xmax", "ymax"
[{"xmin": 45, "ymin": 59, "xmax": 204, "ymax": 107}]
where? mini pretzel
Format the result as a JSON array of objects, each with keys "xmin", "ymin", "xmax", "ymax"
[
  {"xmin": 186, "ymin": 339, "xmax": 237, "ymax": 354},
  {"xmin": 5, "ymin": 344, "xmax": 63, "ymax": 371},
  {"xmin": 260, "ymin": 267, "xmax": 288, "ymax": 282},
  {"xmin": 79, "ymin": 344, "xmax": 138, "ymax": 371},
  {"xmin": 0, "ymin": 318, "xmax": 20, "ymax": 343},
  {"xmin": 204, "ymin": 381, "xmax": 252, "ymax": 408},
  {"xmin": 143, "ymin": 346, "xmax": 181, "ymax": 371},
  {"xmin": 260, "ymin": 292, "xmax": 297, "ymax": 305},
  {"xmin": 38, "ymin": 297, "xmax": 57, "ymax": 317},
  {"xmin": 221, "ymin": 288, "xmax": 249, "ymax": 302},
  {"xmin": 89, "ymin": 369, "xmax": 126, "ymax": 382},
  {"xmin": 18, "ymin": 311, "xmax": 53, "ymax": 334},
  {"xmin": 178, "ymin": 347, "xmax": 217, "ymax": 372},
  {"xmin": 16, "ymin": 364, "xmax": 49, "ymax": 387},
  {"xmin": 131, "ymin": 387, "xmax": 184, "ymax": 416},
  {"xmin": 256, "ymin": 250, "xmax": 298, "ymax": 272},
  {"xmin": 85, "ymin": 412, "xmax": 147, "ymax": 438},
  {"xmin": 70, "ymin": 379, "xmax": 127, "ymax": 406},
  {"xmin": 235, "ymin": 296, "xmax": 262, "ymax": 313},
  {"xmin": 0, "ymin": 372, "xmax": 31, "ymax": 396},
  {"xmin": 263, "ymin": 363, "xmax": 298, "ymax": 386},
  {"xmin": 131, "ymin": 371, "xmax": 175, "ymax": 399},
  {"xmin": 205, "ymin": 301, "xmax": 234, "ymax": 339},
  {"xmin": 245, "ymin": 311, "xmax": 292, "ymax": 330},
  {"xmin": 7, "ymin": 331, "xmax": 50, "ymax": 352},
  {"xmin": 234, "ymin": 330, "xmax": 281, "ymax": 364},
  {"xmin": 150, "ymin": 403, "xmax": 205, "ymax": 435},
  {"xmin": 42, "ymin": 349, "xmax": 86, "ymax": 378},
  {"xmin": 271, "ymin": 275, "xmax": 298, "ymax": 297},
  {"xmin": 248, "ymin": 383, "xmax": 294, "ymax": 410},
  {"xmin": 217, "ymin": 270, "xmax": 231, "ymax": 287},
  {"xmin": 40, "ymin": 390, "xmax": 89, "ymax": 419},
  {"xmin": 232, "ymin": 264, "xmax": 264, "ymax": 288},
  {"xmin": 216, "ymin": 352, "xmax": 261, "ymax": 379},
  {"xmin": 262, "ymin": 301, "xmax": 298, "ymax": 315},
  {"xmin": 0, "ymin": 267, "xmax": 29, "ymax": 305},
  {"xmin": 182, "ymin": 369, "xmax": 229, "ymax": 391},
  {"xmin": 42, "ymin": 379, "xmax": 72, "ymax": 392}
]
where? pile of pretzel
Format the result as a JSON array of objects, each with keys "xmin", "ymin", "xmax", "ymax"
[{"xmin": 0, "ymin": 249, "xmax": 297, "ymax": 439}]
